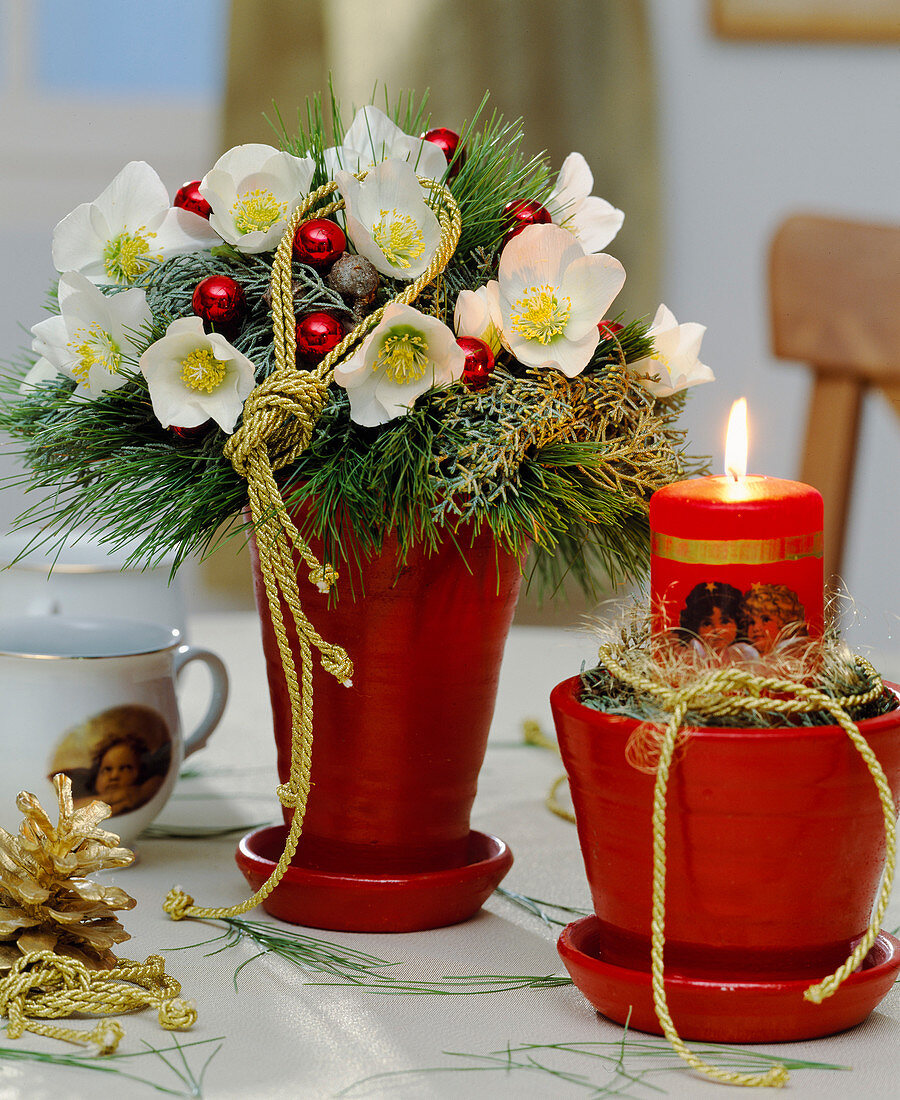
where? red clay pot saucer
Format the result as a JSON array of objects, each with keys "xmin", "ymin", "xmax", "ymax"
[
  {"xmin": 236, "ymin": 825, "xmax": 513, "ymax": 933},
  {"xmin": 558, "ymin": 915, "xmax": 900, "ymax": 1044}
]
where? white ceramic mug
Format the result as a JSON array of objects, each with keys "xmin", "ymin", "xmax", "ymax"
[
  {"xmin": 0, "ymin": 531, "xmax": 187, "ymax": 635},
  {"xmin": 0, "ymin": 616, "xmax": 228, "ymax": 843}
]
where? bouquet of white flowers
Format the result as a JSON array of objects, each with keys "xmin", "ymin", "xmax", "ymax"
[{"xmin": 3, "ymin": 91, "xmax": 710, "ymax": 593}]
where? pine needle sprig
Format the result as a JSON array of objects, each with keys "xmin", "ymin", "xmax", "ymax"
[
  {"xmin": 275, "ymin": 92, "xmax": 330, "ymax": 185},
  {"xmin": 281, "ymin": 88, "xmax": 550, "ymax": 258},
  {"xmin": 308, "ymin": 972, "xmax": 573, "ymax": 996},
  {"xmin": 338, "ymin": 1039, "xmax": 849, "ymax": 1098},
  {"xmin": 172, "ymin": 917, "xmax": 571, "ymax": 996},
  {"xmin": 0, "ymin": 332, "xmax": 687, "ymax": 582},
  {"xmin": 494, "ymin": 886, "xmax": 593, "ymax": 929},
  {"xmin": 282, "ymin": 86, "xmax": 435, "ymax": 192},
  {"xmin": 170, "ymin": 918, "xmax": 403, "ymax": 992},
  {"xmin": 384, "ymin": 85, "xmax": 433, "ymax": 142},
  {"xmin": 0, "ymin": 1036, "xmax": 224, "ymax": 1098},
  {"xmin": 446, "ymin": 107, "xmax": 552, "ymax": 256}
]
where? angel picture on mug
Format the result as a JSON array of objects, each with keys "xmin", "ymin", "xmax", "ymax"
[{"xmin": 50, "ymin": 704, "xmax": 172, "ymax": 816}]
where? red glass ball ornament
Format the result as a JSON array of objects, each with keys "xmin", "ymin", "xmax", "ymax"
[
  {"xmin": 173, "ymin": 180, "xmax": 212, "ymax": 219},
  {"xmin": 501, "ymin": 199, "xmax": 552, "ymax": 250},
  {"xmin": 191, "ymin": 276, "xmax": 246, "ymax": 330},
  {"xmin": 170, "ymin": 421, "xmax": 212, "ymax": 442},
  {"xmin": 457, "ymin": 336, "xmax": 496, "ymax": 391},
  {"xmin": 292, "ymin": 219, "xmax": 347, "ymax": 272},
  {"xmin": 296, "ymin": 312, "xmax": 345, "ymax": 362},
  {"xmin": 598, "ymin": 320, "xmax": 624, "ymax": 338},
  {"xmin": 422, "ymin": 128, "xmax": 465, "ymax": 179}
]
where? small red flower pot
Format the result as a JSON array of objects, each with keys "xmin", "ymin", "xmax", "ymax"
[
  {"xmin": 236, "ymin": 515, "xmax": 521, "ymax": 931},
  {"xmin": 550, "ymin": 675, "xmax": 900, "ymax": 1040}
]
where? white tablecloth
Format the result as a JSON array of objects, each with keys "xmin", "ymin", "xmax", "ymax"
[{"xmin": 4, "ymin": 613, "xmax": 898, "ymax": 1099}]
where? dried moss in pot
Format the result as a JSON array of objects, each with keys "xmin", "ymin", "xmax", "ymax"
[{"xmin": 578, "ymin": 612, "xmax": 897, "ymax": 730}]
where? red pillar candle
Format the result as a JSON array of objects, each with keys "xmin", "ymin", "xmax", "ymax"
[{"xmin": 650, "ymin": 402, "xmax": 823, "ymax": 658}]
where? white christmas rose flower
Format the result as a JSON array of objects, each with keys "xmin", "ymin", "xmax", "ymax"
[
  {"xmin": 199, "ymin": 144, "xmax": 315, "ymax": 254},
  {"xmin": 324, "ymin": 105, "xmax": 447, "ymax": 181},
  {"xmin": 547, "ymin": 152, "xmax": 624, "ymax": 254},
  {"xmin": 30, "ymin": 272, "xmax": 152, "ymax": 399},
  {"xmin": 334, "ymin": 303, "xmax": 464, "ymax": 427},
  {"xmin": 52, "ymin": 161, "xmax": 220, "ymax": 286},
  {"xmin": 336, "ymin": 160, "xmax": 441, "ymax": 281},
  {"xmin": 139, "ymin": 316, "xmax": 256, "ymax": 433},
  {"xmin": 18, "ymin": 358, "xmax": 60, "ymax": 395},
  {"xmin": 494, "ymin": 224, "xmax": 626, "ymax": 378},
  {"xmin": 630, "ymin": 304, "xmax": 714, "ymax": 397},
  {"xmin": 454, "ymin": 285, "xmax": 503, "ymax": 356}
]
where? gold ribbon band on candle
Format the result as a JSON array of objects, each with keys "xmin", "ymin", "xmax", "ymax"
[{"xmin": 651, "ymin": 530, "xmax": 823, "ymax": 566}]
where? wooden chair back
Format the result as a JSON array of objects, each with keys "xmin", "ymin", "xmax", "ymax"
[{"xmin": 769, "ymin": 213, "xmax": 900, "ymax": 585}]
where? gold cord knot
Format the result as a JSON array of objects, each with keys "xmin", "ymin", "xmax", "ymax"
[
  {"xmin": 319, "ymin": 645, "xmax": 354, "ymax": 686},
  {"xmin": 87, "ymin": 1018, "xmax": 125, "ymax": 1055},
  {"xmin": 162, "ymin": 887, "xmax": 196, "ymax": 920},
  {"xmin": 276, "ymin": 782, "xmax": 301, "ymax": 808},
  {"xmin": 157, "ymin": 997, "xmax": 198, "ymax": 1030},
  {"xmin": 223, "ymin": 369, "xmax": 329, "ymax": 478},
  {"xmin": 135, "ymin": 953, "xmax": 166, "ymax": 980},
  {"xmin": 309, "ymin": 562, "xmax": 339, "ymax": 592},
  {"xmin": 0, "ymin": 952, "xmax": 90, "ymax": 1032}
]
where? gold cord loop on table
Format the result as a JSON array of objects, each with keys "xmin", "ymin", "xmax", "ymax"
[
  {"xmin": 0, "ymin": 951, "xmax": 195, "ymax": 1054},
  {"xmin": 165, "ymin": 175, "xmax": 461, "ymax": 923},
  {"xmin": 596, "ymin": 647, "xmax": 895, "ymax": 1089},
  {"xmin": 522, "ymin": 719, "xmax": 577, "ymax": 823}
]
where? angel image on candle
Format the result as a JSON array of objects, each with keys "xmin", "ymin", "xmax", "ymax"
[
  {"xmin": 675, "ymin": 581, "xmax": 759, "ymax": 663},
  {"xmin": 742, "ymin": 583, "xmax": 807, "ymax": 656}
]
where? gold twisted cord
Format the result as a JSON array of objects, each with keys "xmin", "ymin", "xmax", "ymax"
[
  {"xmin": 546, "ymin": 773, "xmax": 576, "ymax": 824},
  {"xmin": 597, "ymin": 647, "xmax": 895, "ymax": 1089},
  {"xmin": 268, "ymin": 176, "xmax": 462, "ymax": 389},
  {"xmin": 165, "ymin": 175, "xmax": 461, "ymax": 923},
  {"xmin": 0, "ymin": 951, "xmax": 195, "ymax": 1054},
  {"xmin": 522, "ymin": 719, "xmax": 577, "ymax": 823}
]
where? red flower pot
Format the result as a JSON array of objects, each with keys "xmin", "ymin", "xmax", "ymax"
[
  {"xmin": 550, "ymin": 675, "xmax": 900, "ymax": 1039},
  {"xmin": 236, "ymin": 516, "xmax": 521, "ymax": 931}
]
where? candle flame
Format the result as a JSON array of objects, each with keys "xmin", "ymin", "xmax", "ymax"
[{"xmin": 724, "ymin": 398, "xmax": 748, "ymax": 480}]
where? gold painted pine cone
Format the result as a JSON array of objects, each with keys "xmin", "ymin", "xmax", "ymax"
[{"xmin": 0, "ymin": 775, "xmax": 135, "ymax": 970}]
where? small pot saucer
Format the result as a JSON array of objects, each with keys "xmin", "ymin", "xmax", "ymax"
[
  {"xmin": 558, "ymin": 915, "xmax": 900, "ymax": 1043},
  {"xmin": 236, "ymin": 825, "xmax": 513, "ymax": 932}
]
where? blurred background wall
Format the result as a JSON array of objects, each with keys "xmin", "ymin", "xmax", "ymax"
[{"xmin": 0, "ymin": 0, "xmax": 897, "ymax": 670}]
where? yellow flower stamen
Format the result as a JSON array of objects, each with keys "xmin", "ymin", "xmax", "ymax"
[
  {"xmin": 68, "ymin": 324, "xmax": 122, "ymax": 384},
  {"xmin": 510, "ymin": 285, "xmax": 572, "ymax": 345},
  {"xmin": 103, "ymin": 228, "xmax": 158, "ymax": 283},
  {"xmin": 376, "ymin": 327, "xmax": 429, "ymax": 384},
  {"xmin": 180, "ymin": 347, "xmax": 227, "ymax": 393},
  {"xmin": 372, "ymin": 209, "xmax": 426, "ymax": 269},
  {"xmin": 231, "ymin": 188, "xmax": 286, "ymax": 235}
]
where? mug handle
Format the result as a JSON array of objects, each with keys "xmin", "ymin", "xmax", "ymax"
[{"xmin": 174, "ymin": 645, "xmax": 229, "ymax": 757}]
